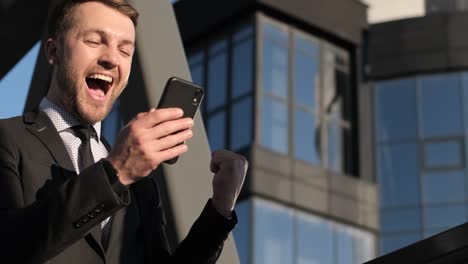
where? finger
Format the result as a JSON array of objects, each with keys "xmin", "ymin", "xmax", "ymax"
[
  {"xmin": 150, "ymin": 118, "xmax": 194, "ymax": 139},
  {"xmin": 153, "ymin": 129, "xmax": 193, "ymax": 151},
  {"xmin": 139, "ymin": 108, "xmax": 184, "ymax": 128},
  {"xmin": 157, "ymin": 143, "xmax": 189, "ymax": 163}
]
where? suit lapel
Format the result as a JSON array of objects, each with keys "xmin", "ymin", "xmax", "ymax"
[
  {"xmin": 24, "ymin": 110, "xmax": 106, "ymax": 259},
  {"xmin": 23, "ymin": 110, "xmax": 75, "ymax": 172}
]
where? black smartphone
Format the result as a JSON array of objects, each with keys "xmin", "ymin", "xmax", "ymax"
[{"xmin": 157, "ymin": 77, "xmax": 204, "ymax": 164}]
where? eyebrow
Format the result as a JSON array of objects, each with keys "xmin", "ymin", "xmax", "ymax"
[{"xmin": 82, "ymin": 29, "xmax": 135, "ymax": 46}]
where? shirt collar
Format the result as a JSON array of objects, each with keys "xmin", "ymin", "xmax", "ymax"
[{"xmin": 39, "ymin": 97, "xmax": 102, "ymax": 141}]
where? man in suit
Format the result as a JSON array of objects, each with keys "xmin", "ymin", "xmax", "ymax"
[{"xmin": 0, "ymin": 0, "xmax": 247, "ymax": 263}]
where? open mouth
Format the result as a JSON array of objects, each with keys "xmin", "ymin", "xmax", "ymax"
[{"xmin": 85, "ymin": 74, "xmax": 113, "ymax": 99}]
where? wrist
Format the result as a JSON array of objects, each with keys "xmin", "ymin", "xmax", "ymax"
[
  {"xmin": 105, "ymin": 158, "xmax": 133, "ymax": 186},
  {"xmin": 211, "ymin": 197, "xmax": 234, "ymax": 218}
]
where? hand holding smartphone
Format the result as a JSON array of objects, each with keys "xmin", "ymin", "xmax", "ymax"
[{"xmin": 157, "ymin": 77, "xmax": 204, "ymax": 164}]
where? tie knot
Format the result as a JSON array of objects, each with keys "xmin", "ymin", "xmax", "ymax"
[{"xmin": 71, "ymin": 124, "xmax": 94, "ymax": 142}]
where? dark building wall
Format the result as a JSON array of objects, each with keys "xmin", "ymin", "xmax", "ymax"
[
  {"xmin": 369, "ymin": 12, "xmax": 468, "ymax": 79},
  {"xmin": 174, "ymin": 0, "xmax": 367, "ymax": 45}
]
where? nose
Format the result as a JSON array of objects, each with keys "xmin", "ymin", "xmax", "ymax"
[{"xmin": 98, "ymin": 46, "xmax": 120, "ymax": 69}]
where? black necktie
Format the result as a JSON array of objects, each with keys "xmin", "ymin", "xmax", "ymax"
[
  {"xmin": 72, "ymin": 125, "xmax": 95, "ymax": 172},
  {"xmin": 72, "ymin": 125, "xmax": 111, "ymax": 250}
]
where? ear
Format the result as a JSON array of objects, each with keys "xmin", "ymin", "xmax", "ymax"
[{"xmin": 45, "ymin": 38, "xmax": 59, "ymax": 65}]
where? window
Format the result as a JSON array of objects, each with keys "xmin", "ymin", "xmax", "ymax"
[
  {"xmin": 231, "ymin": 97, "xmax": 253, "ymax": 150},
  {"xmin": 207, "ymin": 111, "xmax": 226, "ymax": 150},
  {"xmin": 261, "ymin": 96, "xmax": 288, "ymax": 154},
  {"xmin": 207, "ymin": 39, "xmax": 228, "ymax": 111},
  {"xmin": 102, "ymin": 100, "xmax": 123, "ymax": 145}
]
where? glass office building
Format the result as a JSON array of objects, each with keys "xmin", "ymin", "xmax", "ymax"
[{"xmin": 176, "ymin": 0, "xmax": 379, "ymax": 262}]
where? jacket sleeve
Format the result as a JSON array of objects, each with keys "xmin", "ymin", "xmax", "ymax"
[
  {"xmin": 167, "ymin": 199, "xmax": 238, "ymax": 264},
  {"xmin": 0, "ymin": 128, "xmax": 129, "ymax": 264}
]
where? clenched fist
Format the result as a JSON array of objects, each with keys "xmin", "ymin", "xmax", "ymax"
[{"xmin": 210, "ymin": 150, "xmax": 248, "ymax": 218}]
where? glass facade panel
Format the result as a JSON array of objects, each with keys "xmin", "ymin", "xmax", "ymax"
[
  {"xmin": 232, "ymin": 39, "xmax": 253, "ymax": 99},
  {"xmin": 233, "ymin": 24, "xmax": 254, "ymax": 42},
  {"xmin": 424, "ymin": 205, "xmax": 466, "ymax": 229},
  {"xmin": 422, "ymin": 170, "xmax": 465, "ymax": 204},
  {"xmin": 296, "ymin": 212, "xmax": 333, "ymax": 264},
  {"xmin": 381, "ymin": 208, "xmax": 422, "ymax": 233},
  {"xmin": 375, "ymin": 78, "xmax": 418, "ymax": 142},
  {"xmin": 261, "ymin": 97, "xmax": 288, "ymax": 154},
  {"xmin": 419, "ymin": 74, "xmax": 463, "ymax": 138},
  {"xmin": 189, "ymin": 64, "xmax": 204, "ymax": 87},
  {"xmin": 0, "ymin": 42, "xmax": 40, "ymax": 118},
  {"xmin": 102, "ymin": 101, "xmax": 122, "ymax": 145},
  {"xmin": 378, "ymin": 143, "xmax": 420, "ymax": 207},
  {"xmin": 233, "ymin": 200, "xmax": 251, "ymax": 264},
  {"xmin": 262, "ymin": 38, "xmax": 288, "ymax": 98},
  {"xmin": 294, "ymin": 51, "xmax": 318, "ymax": 109},
  {"xmin": 336, "ymin": 226, "xmax": 353, "ymax": 264},
  {"xmin": 253, "ymin": 199, "xmax": 294, "ymax": 264},
  {"xmin": 207, "ymin": 112, "xmax": 226, "ymax": 150},
  {"xmin": 423, "ymin": 140, "xmax": 463, "ymax": 168},
  {"xmin": 327, "ymin": 113, "xmax": 343, "ymax": 172},
  {"xmin": 207, "ymin": 51, "xmax": 227, "ymax": 111},
  {"xmin": 294, "ymin": 109, "xmax": 319, "ymax": 163},
  {"xmin": 380, "ymin": 233, "xmax": 421, "ymax": 255},
  {"xmin": 231, "ymin": 97, "xmax": 253, "ymax": 150}
]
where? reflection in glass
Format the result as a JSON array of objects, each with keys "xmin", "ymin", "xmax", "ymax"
[
  {"xmin": 294, "ymin": 51, "xmax": 318, "ymax": 109},
  {"xmin": 233, "ymin": 200, "xmax": 251, "ymax": 264},
  {"xmin": 294, "ymin": 33, "xmax": 318, "ymax": 56},
  {"xmin": 381, "ymin": 233, "xmax": 421, "ymax": 255},
  {"xmin": 424, "ymin": 140, "xmax": 462, "ymax": 168},
  {"xmin": 188, "ymin": 51, "xmax": 203, "ymax": 65},
  {"xmin": 233, "ymin": 24, "xmax": 254, "ymax": 42},
  {"xmin": 263, "ymin": 20, "xmax": 288, "ymax": 44},
  {"xmin": 424, "ymin": 205, "xmax": 466, "ymax": 230},
  {"xmin": 261, "ymin": 97, "xmax": 288, "ymax": 154},
  {"xmin": 262, "ymin": 39, "xmax": 288, "ymax": 98},
  {"xmin": 336, "ymin": 226, "xmax": 353, "ymax": 264},
  {"xmin": 231, "ymin": 97, "xmax": 253, "ymax": 150},
  {"xmin": 207, "ymin": 52, "xmax": 227, "ymax": 111},
  {"xmin": 381, "ymin": 208, "xmax": 422, "ymax": 233},
  {"xmin": 327, "ymin": 113, "xmax": 343, "ymax": 172},
  {"xmin": 253, "ymin": 199, "xmax": 294, "ymax": 264},
  {"xmin": 294, "ymin": 109, "xmax": 319, "ymax": 163},
  {"xmin": 207, "ymin": 112, "xmax": 226, "ymax": 151},
  {"xmin": 232, "ymin": 39, "xmax": 253, "ymax": 99},
  {"xmin": 189, "ymin": 64, "xmax": 204, "ymax": 87},
  {"xmin": 422, "ymin": 170, "xmax": 465, "ymax": 204},
  {"xmin": 420, "ymin": 74, "xmax": 462, "ymax": 138},
  {"xmin": 375, "ymin": 78, "xmax": 418, "ymax": 142},
  {"xmin": 296, "ymin": 212, "xmax": 333, "ymax": 264},
  {"xmin": 378, "ymin": 143, "xmax": 420, "ymax": 207}
]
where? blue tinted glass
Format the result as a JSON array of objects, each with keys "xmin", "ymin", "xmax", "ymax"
[
  {"xmin": 296, "ymin": 213, "xmax": 333, "ymax": 264},
  {"xmin": 327, "ymin": 113, "xmax": 343, "ymax": 172},
  {"xmin": 461, "ymin": 72, "xmax": 468, "ymax": 132},
  {"xmin": 231, "ymin": 97, "xmax": 253, "ymax": 150},
  {"xmin": 422, "ymin": 170, "xmax": 465, "ymax": 204},
  {"xmin": 294, "ymin": 52, "xmax": 318, "ymax": 109},
  {"xmin": 336, "ymin": 225, "xmax": 353, "ymax": 264},
  {"xmin": 375, "ymin": 78, "xmax": 417, "ymax": 142},
  {"xmin": 189, "ymin": 64, "xmax": 204, "ymax": 87},
  {"xmin": 420, "ymin": 73, "xmax": 463, "ymax": 138},
  {"xmin": 294, "ymin": 33, "xmax": 318, "ymax": 56},
  {"xmin": 0, "ymin": 42, "xmax": 40, "ymax": 118},
  {"xmin": 102, "ymin": 101, "xmax": 122, "ymax": 146},
  {"xmin": 380, "ymin": 233, "xmax": 421, "ymax": 255},
  {"xmin": 351, "ymin": 229, "xmax": 377, "ymax": 264},
  {"xmin": 209, "ymin": 39, "xmax": 227, "ymax": 55},
  {"xmin": 233, "ymin": 200, "xmax": 251, "ymax": 264},
  {"xmin": 377, "ymin": 143, "xmax": 420, "ymax": 207},
  {"xmin": 424, "ymin": 205, "xmax": 466, "ymax": 229},
  {"xmin": 381, "ymin": 208, "xmax": 422, "ymax": 233},
  {"xmin": 254, "ymin": 199, "xmax": 293, "ymax": 264},
  {"xmin": 424, "ymin": 140, "xmax": 462, "ymax": 168},
  {"xmin": 261, "ymin": 97, "xmax": 288, "ymax": 154},
  {"xmin": 262, "ymin": 39, "xmax": 288, "ymax": 98},
  {"xmin": 188, "ymin": 51, "xmax": 203, "ymax": 65},
  {"xmin": 232, "ymin": 39, "xmax": 253, "ymax": 99},
  {"xmin": 263, "ymin": 21, "xmax": 288, "ymax": 44},
  {"xmin": 294, "ymin": 109, "xmax": 319, "ymax": 163},
  {"xmin": 207, "ymin": 52, "xmax": 227, "ymax": 111},
  {"xmin": 207, "ymin": 112, "xmax": 226, "ymax": 150},
  {"xmin": 234, "ymin": 24, "xmax": 254, "ymax": 42}
]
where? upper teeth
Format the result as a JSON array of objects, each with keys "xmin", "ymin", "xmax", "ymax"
[{"xmin": 88, "ymin": 74, "xmax": 113, "ymax": 83}]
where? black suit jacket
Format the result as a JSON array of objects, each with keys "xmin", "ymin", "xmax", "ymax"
[{"xmin": 0, "ymin": 110, "xmax": 236, "ymax": 264}]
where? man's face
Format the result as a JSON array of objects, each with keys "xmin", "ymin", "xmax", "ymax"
[{"xmin": 48, "ymin": 1, "xmax": 135, "ymax": 123}]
